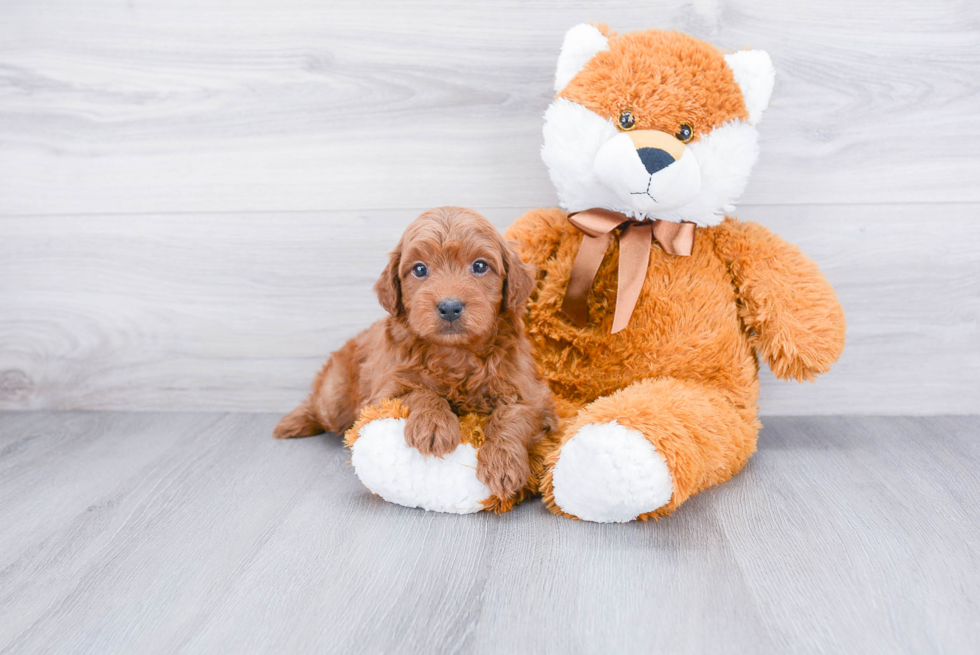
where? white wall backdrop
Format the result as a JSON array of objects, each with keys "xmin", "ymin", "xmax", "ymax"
[{"xmin": 1, "ymin": 0, "xmax": 978, "ymax": 414}]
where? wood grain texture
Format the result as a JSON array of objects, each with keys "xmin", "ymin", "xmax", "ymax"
[
  {"xmin": 2, "ymin": 205, "xmax": 977, "ymax": 414},
  {"xmin": 1, "ymin": 412, "xmax": 978, "ymax": 654},
  {"xmin": 1, "ymin": 1, "xmax": 979, "ymax": 414},
  {"xmin": 0, "ymin": 0, "xmax": 978, "ymax": 215}
]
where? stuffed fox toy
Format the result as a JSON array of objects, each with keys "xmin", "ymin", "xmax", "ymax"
[{"xmin": 346, "ymin": 25, "xmax": 846, "ymax": 522}]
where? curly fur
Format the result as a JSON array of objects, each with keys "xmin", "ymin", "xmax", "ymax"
[{"xmin": 275, "ymin": 207, "xmax": 557, "ymax": 507}]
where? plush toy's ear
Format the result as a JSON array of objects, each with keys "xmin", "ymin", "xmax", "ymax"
[
  {"xmin": 502, "ymin": 241, "xmax": 536, "ymax": 315},
  {"xmin": 374, "ymin": 244, "xmax": 403, "ymax": 317},
  {"xmin": 724, "ymin": 50, "xmax": 775, "ymax": 125},
  {"xmin": 554, "ymin": 24, "xmax": 610, "ymax": 92}
]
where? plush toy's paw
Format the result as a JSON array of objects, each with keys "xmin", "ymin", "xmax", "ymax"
[
  {"xmin": 349, "ymin": 418, "xmax": 490, "ymax": 514},
  {"xmin": 404, "ymin": 408, "xmax": 461, "ymax": 457},
  {"xmin": 551, "ymin": 421, "xmax": 673, "ymax": 523}
]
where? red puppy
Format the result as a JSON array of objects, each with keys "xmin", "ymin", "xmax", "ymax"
[{"xmin": 275, "ymin": 207, "xmax": 556, "ymax": 502}]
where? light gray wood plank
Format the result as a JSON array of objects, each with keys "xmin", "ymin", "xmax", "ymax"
[
  {"xmin": 464, "ymin": 500, "xmax": 778, "ymax": 655},
  {"xmin": 712, "ymin": 416, "xmax": 980, "ymax": 653},
  {"xmin": 1, "ymin": 204, "xmax": 977, "ymax": 414},
  {"xmin": 0, "ymin": 0, "xmax": 978, "ymax": 215},
  {"xmin": 0, "ymin": 412, "xmax": 336, "ymax": 653},
  {"xmin": 0, "ymin": 412, "xmax": 223, "ymax": 573},
  {"xmin": 2, "ymin": 0, "xmax": 978, "ymax": 416},
  {"xmin": 1, "ymin": 413, "xmax": 978, "ymax": 654}
]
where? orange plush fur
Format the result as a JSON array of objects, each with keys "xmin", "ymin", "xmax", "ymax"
[
  {"xmin": 506, "ymin": 29, "xmax": 846, "ymax": 519},
  {"xmin": 560, "ymin": 29, "xmax": 750, "ymax": 140}
]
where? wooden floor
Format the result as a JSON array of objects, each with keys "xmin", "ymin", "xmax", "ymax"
[{"xmin": 0, "ymin": 413, "xmax": 977, "ymax": 654}]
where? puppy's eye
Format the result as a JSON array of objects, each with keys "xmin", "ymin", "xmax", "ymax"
[
  {"xmin": 676, "ymin": 123, "xmax": 694, "ymax": 143},
  {"xmin": 618, "ymin": 111, "xmax": 636, "ymax": 131},
  {"xmin": 411, "ymin": 263, "xmax": 428, "ymax": 278},
  {"xmin": 471, "ymin": 260, "xmax": 489, "ymax": 275}
]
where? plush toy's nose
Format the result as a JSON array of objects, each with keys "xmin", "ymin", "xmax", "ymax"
[
  {"xmin": 636, "ymin": 147, "xmax": 675, "ymax": 175},
  {"xmin": 437, "ymin": 298, "xmax": 465, "ymax": 323},
  {"xmin": 628, "ymin": 130, "xmax": 687, "ymax": 176}
]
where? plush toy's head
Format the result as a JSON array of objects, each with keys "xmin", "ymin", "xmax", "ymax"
[{"xmin": 542, "ymin": 25, "xmax": 775, "ymax": 227}]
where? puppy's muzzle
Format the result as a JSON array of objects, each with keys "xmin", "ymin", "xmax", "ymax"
[{"xmin": 437, "ymin": 298, "xmax": 465, "ymax": 323}]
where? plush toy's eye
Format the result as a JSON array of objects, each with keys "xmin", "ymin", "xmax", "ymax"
[
  {"xmin": 411, "ymin": 263, "xmax": 428, "ymax": 278},
  {"xmin": 618, "ymin": 111, "xmax": 636, "ymax": 131},
  {"xmin": 676, "ymin": 124, "xmax": 694, "ymax": 143},
  {"xmin": 471, "ymin": 259, "xmax": 489, "ymax": 275}
]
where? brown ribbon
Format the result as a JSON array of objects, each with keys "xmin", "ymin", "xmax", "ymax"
[{"xmin": 561, "ymin": 209, "xmax": 696, "ymax": 333}]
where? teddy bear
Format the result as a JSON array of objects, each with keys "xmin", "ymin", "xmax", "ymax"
[{"xmin": 345, "ymin": 24, "xmax": 846, "ymax": 522}]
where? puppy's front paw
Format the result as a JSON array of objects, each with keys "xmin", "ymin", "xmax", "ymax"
[
  {"xmin": 404, "ymin": 409, "xmax": 461, "ymax": 457},
  {"xmin": 477, "ymin": 439, "xmax": 531, "ymax": 502}
]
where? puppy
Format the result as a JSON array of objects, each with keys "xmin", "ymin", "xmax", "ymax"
[{"xmin": 274, "ymin": 207, "xmax": 556, "ymax": 503}]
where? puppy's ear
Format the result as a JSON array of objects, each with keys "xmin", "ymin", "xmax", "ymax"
[
  {"xmin": 502, "ymin": 241, "xmax": 536, "ymax": 314},
  {"xmin": 374, "ymin": 245, "xmax": 402, "ymax": 317}
]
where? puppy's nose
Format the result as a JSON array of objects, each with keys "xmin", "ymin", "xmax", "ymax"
[
  {"xmin": 437, "ymin": 298, "xmax": 465, "ymax": 323},
  {"xmin": 636, "ymin": 147, "xmax": 675, "ymax": 175}
]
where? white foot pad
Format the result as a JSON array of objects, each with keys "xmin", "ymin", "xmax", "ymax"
[
  {"xmin": 350, "ymin": 418, "xmax": 490, "ymax": 514},
  {"xmin": 552, "ymin": 421, "xmax": 673, "ymax": 523}
]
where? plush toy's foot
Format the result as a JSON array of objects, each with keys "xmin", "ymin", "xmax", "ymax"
[
  {"xmin": 350, "ymin": 418, "xmax": 491, "ymax": 514},
  {"xmin": 551, "ymin": 421, "xmax": 673, "ymax": 523},
  {"xmin": 540, "ymin": 377, "xmax": 760, "ymax": 522}
]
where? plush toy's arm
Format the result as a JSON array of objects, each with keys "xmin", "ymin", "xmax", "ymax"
[
  {"xmin": 713, "ymin": 219, "xmax": 846, "ymax": 381},
  {"xmin": 504, "ymin": 207, "xmax": 572, "ymax": 269}
]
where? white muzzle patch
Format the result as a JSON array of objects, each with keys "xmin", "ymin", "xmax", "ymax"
[
  {"xmin": 593, "ymin": 132, "xmax": 702, "ymax": 214},
  {"xmin": 541, "ymin": 98, "xmax": 761, "ymax": 227}
]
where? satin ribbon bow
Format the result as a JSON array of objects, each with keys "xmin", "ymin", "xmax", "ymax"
[{"xmin": 561, "ymin": 208, "xmax": 696, "ymax": 334}]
